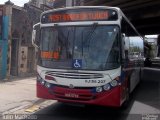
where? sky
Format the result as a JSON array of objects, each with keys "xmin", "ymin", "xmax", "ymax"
[{"xmin": 0, "ymin": 0, "xmax": 29, "ymax": 7}]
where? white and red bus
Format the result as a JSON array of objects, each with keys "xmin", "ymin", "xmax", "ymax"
[{"xmin": 32, "ymin": 6, "xmax": 144, "ymax": 107}]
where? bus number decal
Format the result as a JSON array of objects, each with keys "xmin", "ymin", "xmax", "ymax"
[
  {"xmin": 98, "ymin": 80, "xmax": 106, "ymax": 83},
  {"xmin": 85, "ymin": 80, "xmax": 106, "ymax": 83}
]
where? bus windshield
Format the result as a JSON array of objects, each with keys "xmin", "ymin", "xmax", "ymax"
[{"xmin": 39, "ymin": 25, "xmax": 120, "ymax": 70}]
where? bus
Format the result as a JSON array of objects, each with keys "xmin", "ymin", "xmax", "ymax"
[{"xmin": 32, "ymin": 6, "xmax": 144, "ymax": 107}]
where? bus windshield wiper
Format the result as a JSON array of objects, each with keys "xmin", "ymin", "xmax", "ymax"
[
  {"xmin": 86, "ymin": 22, "xmax": 98, "ymax": 42},
  {"xmin": 82, "ymin": 22, "xmax": 98, "ymax": 55}
]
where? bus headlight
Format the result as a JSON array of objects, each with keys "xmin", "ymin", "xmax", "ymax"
[
  {"xmin": 103, "ymin": 83, "xmax": 111, "ymax": 91},
  {"xmin": 96, "ymin": 86, "xmax": 103, "ymax": 93},
  {"xmin": 41, "ymin": 80, "xmax": 45, "ymax": 85},
  {"xmin": 45, "ymin": 82, "xmax": 51, "ymax": 88},
  {"xmin": 110, "ymin": 80, "xmax": 118, "ymax": 87}
]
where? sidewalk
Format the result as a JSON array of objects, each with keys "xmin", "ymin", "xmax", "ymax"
[
  {"xmin": 0, "ymin": 77, "xmax": 38, "ymax": 114},
  {"xmin": 0, "ymin": 77, "xmax": 55, "ymax": 116}
]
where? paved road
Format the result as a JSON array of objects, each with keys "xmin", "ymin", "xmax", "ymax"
[
  {"xmin": 33, "ymin": 68, "xmax": 160, "ymax": 120},
  {"xmin": 0, "ymin": 77, "xmax": 39, "ymax": 114}
]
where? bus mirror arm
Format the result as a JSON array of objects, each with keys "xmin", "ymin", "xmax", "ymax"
[
  {"xmin": 32, "ymin": 29, "xmax": 38, "ymax": 48},
  {"xmin": 32, "ymin": 23, "xmax": 40, "ymax": 48}
]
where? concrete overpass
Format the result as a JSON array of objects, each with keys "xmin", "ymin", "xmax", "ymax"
[{"xmin": 83, "ymin": 0, "xmax": 160, "ymax": 35}]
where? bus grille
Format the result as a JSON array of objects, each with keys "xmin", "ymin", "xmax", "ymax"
[{"xmin": 45, "ymin": 71, "xmax": 103, "ymax": 79}]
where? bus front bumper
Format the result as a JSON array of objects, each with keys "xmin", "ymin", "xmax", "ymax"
[{"xmin": 37, "ymin": 82, "xmax": 124, "ymax": 107}]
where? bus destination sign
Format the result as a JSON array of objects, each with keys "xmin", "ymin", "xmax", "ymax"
[{"xmin": 41, "ymin": 9, "xmax": 118, "ymax": 23}]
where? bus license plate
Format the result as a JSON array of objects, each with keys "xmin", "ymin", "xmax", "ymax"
[{"xmin": 65, "ymin": 93, "xmax": 79, "ymax": 98}]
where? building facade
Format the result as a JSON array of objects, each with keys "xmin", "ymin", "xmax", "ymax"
[
  {"xmin": 29, "ymin": 0, "xmax": 84, "ymax": 9},
  {"xmin": 0, "ymin": 0, "xmax": 86, "ymax": 80},
  {"xmin": 10, "ymin": 4, "xmax": 42, "ymax": 77},
  {"xmin": 0, "ymin": 1, "xmax": 43, "ymax": 80}
]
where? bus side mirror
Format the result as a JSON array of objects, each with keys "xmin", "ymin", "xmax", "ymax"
[
  {"xmin": 122, "ymin": 33, "xmax": 125, "ymax": 40},
  {"xmin": 32, "ymin": 23, "xmax": 40, "ymax": 48}
]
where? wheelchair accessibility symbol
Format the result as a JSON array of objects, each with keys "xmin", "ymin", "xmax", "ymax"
[{"xmin": 73, "ymin": 59, "xmax": 82, "ymax": 69}]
